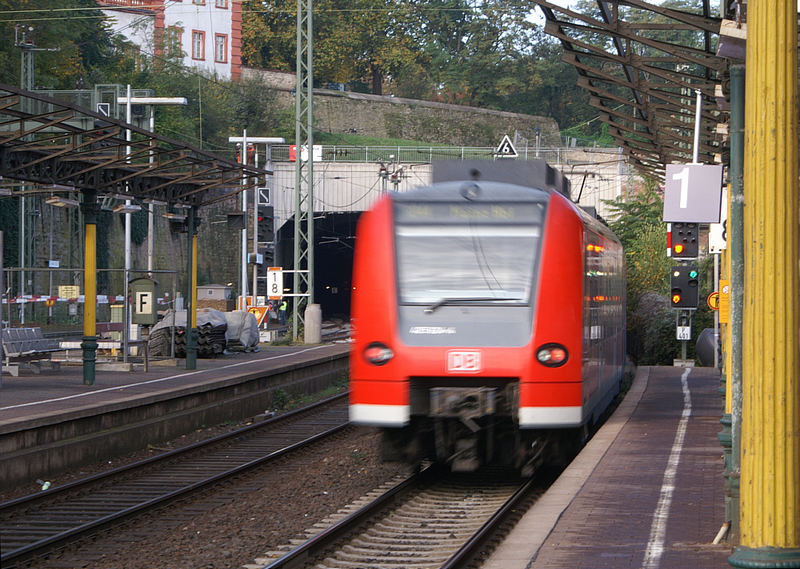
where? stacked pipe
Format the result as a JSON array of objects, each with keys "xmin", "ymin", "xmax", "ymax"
[
  {"xmin": 196, "ymin": 322, "xmax": 227, "ymax": 357},
  {"xmin": 147, "ymin": 309, "xmax": 228, "ymax": 358}
]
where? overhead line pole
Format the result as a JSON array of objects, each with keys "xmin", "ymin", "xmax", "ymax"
[
  {"xmin": 293, "ymin": 0, "xmax": 314, "ymax": 340},
  {"xmin": 241, "ymin": 129, "xmax": 249, "ymax": 310},
  {"xmin": 228, "ymin": 136, "xmax": 284, "ymax": 310}
]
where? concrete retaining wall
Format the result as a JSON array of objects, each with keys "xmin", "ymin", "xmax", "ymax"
[
  {"xmin": 242, "ymin": 67, "xmax": 562, "ymax": 147},
  {"xmin": 0, "ymin": 353, "xmax": 348, "ymax": 489}
]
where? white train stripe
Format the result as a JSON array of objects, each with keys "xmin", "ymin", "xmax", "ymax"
[
  {"xmin": 349, "ymin": 404, "xmax": 410, "ymax": 426},
  {"xmin": 519, "ymin": 406, "xmax": 584, "ymax": 427}
]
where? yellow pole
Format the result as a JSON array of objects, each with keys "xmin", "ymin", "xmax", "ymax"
[
  {"xmin": 83, "ymin": 224, "xmax": 96, "ymax": 338},
  {"xmin": 730, "ymin": 0, "xmax": 800, "ymax": 564},
  {"xmin": 81, "ymin": 191, "xmax": 98, "ymax": 385}
]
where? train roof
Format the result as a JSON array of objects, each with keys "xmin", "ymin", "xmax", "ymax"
[{"xmin": 431, "ymin": 160, "xmax": 571, "ymax": 200}]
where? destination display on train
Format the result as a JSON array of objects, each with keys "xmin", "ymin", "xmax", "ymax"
[{"xmin": 395, "ymin": 202, "xmax": 545, "ymax": 224}]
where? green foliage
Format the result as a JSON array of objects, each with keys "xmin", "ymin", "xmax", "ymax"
[
  {"xmin": 604, "ymin": 181, "xmax": 664, "ymax": 246},
  {"xmin": 0, "ymin": 199, "xmax": 19, "ymax": 277},
  {"xmin": 563, "ymin": 121, "xmax": 617, "ymax": 148},
  {"xmin": 604, "ymin": 183, "xmax": 666, "ymax": 305},
  {"xmin": 0, "ymin": 0, "xmax": 126, "ymax": 89},
  {"xmin": 104, "ymin": 67, "xmax": 293, "ymax": 153},
  {"xmin": 617, "ymin": 217, "xmax": 674, "ymax": 364},
  {"xmin": 244, "ymin": 0, "xmax": 423, "ymax": 96},
  {"xmin": 242, "ymin": 0, "xmax": 595, "ymax": 134},
  {"xmin": 0, "ymin": 1, "xmax": 600, "ymax": 145},
  {"xmin": 605, "ymin": 181, "xmax": 717, "ymax": 364},
  {"xmin": 0, "ymin": 2, "xmax": 297, "ymax": 152},
  {"xmin": 623, "ymin": 224, "xmax": 670, "ymax": 304},
  {"xmin": 628, "ymin": 292, "xmax": 678, "ymax": 365},
  {"xmin": 271, "ymin": 388, "xmax": 291, "ymax": 411},
  {"xmin": 604, "ymin": 182, "xmax": 670, "ymax": 364},
  {"xmin": 314, "ymin": 131, "xmax": 447, "ymax": 146}
]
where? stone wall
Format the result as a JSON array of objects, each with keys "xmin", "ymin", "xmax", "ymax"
[{"xmin": 242, "ymin": 67, "xmax": 561, "ymax": 147}]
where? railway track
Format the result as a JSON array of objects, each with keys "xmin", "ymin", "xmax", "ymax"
[
  {"xmin": 0, "ymin": 393, "xmax": 350, "ymax": 568},
  {"xmin": 257, "ymin": 464, "xmax": 544, "ymax": 569}
]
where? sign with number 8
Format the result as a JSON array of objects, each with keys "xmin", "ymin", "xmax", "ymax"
[{"xmin": 267, "ymin": 267, "xmax": 283, "ymax": 300}]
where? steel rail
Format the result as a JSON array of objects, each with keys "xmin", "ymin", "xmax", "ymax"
[
  {"xmin": 0, "ymin": 392, "xmax": 349, "ymax": 567},
  {"xmin": 261, "ymin": 465, "xmax": 439, "ymax": 569},
  {"xmin": 262, "ymin": 465, "xmax": 538, "ymax": 569},
  {"xmin": 441, "ymin": 474, "xmax": 539, "ymax": 569}
]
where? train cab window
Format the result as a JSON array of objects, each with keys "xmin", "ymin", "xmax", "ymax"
[{"xmin": 394, "ymin": 201, "xmax": 545, "ymax": 306}]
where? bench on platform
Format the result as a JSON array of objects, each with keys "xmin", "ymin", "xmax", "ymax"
[
  {"xmin": 1, "ymin": 327, "xmax": 61, "ymax": 377},
  {"xmin": 59, "ymin": 339, "xmax": 150, "ymax": 372}
]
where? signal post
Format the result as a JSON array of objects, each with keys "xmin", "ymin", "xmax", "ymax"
[{"xmin": 730, "ymin": 0, "xmax": 800, "ymax": 565}]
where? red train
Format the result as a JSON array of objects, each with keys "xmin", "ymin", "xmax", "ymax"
[{"xmin": 349, "ymin": 160, "xmax": 626, "ymax": 473}]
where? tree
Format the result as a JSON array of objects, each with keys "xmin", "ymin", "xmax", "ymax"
[
  {"xmin": 602, "ymin": 180, "xmax": 716, "ymax": 364},
  {"xmin": 604, "ymin": 182, "xmax": 665, "ymax": 247},
  {"xmin": 243, "ymin": 0, "xmax": 423, "ymax": 95},
  {"xmin": 0, "ymin": 0, "xmax": 125, "ymax": 89},
  {"xmin": 623, "ymin": 222, "xmax": 670, "ymax": 305},
  {"xmin": 406, "ymin": 0, "xmax": 539, "ymax": 107},
  {"xmin": 316, "ymin": 0, "xmax": 421, "ymax": 95},
  {"xmin": 603, "ymin": 182, "xmax": 669, "ymax": 363},
  {"xmin": 241, "ymin": 0, "xmax": 297, "ymax": 72},
  {"xmin": 240, "ymin": 0, "xmax": 601, "ymax": 134},
  {"xmin": 502, "ymin": 33, "xmax": 594, "ymax": 130}
]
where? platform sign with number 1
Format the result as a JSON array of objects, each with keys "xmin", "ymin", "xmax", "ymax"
[
  {"xmin": 663, "ymin": 163, "xmax": 723, "ymax": 223},
  {"xmin": 267, "ymin": 267, "xmax": 283, "ymax": 300}
]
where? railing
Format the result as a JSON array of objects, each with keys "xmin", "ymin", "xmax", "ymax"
[
  {"xmin": 98, "ymin": 0, "xmax": 155, "ymax": 7},
  {"xmin": 269, "ymin": 145, "xmax": 624, "ymax": 166}
]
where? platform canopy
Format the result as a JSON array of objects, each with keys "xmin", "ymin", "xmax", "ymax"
[
  {"xmin": 0, "ymin": 83, "xmax": 270, "ymax": 207},
  {"xmin": 531, "ymin": 0, "xmax": 734, "ymax": 177}
]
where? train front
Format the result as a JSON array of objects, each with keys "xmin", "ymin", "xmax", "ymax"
[{"xmin": 349, "ymin": 175, "xmax": 585, "ymax": 473}]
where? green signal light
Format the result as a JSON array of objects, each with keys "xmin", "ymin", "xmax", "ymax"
[{"xmin": 689, "ymin": 270, "xmax": 699, "ymax": 279}]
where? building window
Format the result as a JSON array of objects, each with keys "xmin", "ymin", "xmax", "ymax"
[
  {"xmin": 164, "ymin": 26, "xmax": 183, "ymax": 60},
  {"xmin": 215, "ymin": 0, "xmax": 228, "ymax": 7},
  {"xmin": 192, "ymin": 30, "xmax": 205, "ymax": 60},
  {"xmin": 193, "ymin": 0, "xmax": 206, "ymax": 4},
  {"xmin": 215, "ymin": 34, "xmax": 228, "ymax": 63}
]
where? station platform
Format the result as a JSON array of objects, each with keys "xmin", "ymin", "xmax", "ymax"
[
  {"xmin": 2, "ymin": 351, "xmax": 735, "ymax": 567},
  {"xmin": 0, "ymin": 341, "xmax": 350, "ymax": 491},
  {"xmin": 0, "ymin": 342, "xmax": 350, "ymax": 428},
  {"xmin": 485, "ymin": 365, "xmax": 733, "ymax": 569}
]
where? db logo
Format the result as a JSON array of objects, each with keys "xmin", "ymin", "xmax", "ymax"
[{"xmin": 447, "ymin": 351, "xmax": 482, "ymax": 373}]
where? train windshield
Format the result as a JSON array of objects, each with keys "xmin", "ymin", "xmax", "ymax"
[{"xmin": 394, "ymin": 201, "xmax": 545, "ymax": 305}]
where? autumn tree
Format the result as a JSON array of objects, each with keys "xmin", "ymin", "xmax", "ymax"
[
  {"xmin": 243, "ymin": 0, "xmax": 423, "ymax": 95},
  {"xmin": 0, "ymin": 0, "xmax": 125, "ymax": 89},
  {"xmin": 241, "ymin": 0, "xmax": 297, "ymax": 72},
  {"xmin": 241, "ymin": 0, "xmax": 603, "ymax": 138},
  {"xmin": 407, "ymin": 0, "xmax": 539, "ymax": 107}
]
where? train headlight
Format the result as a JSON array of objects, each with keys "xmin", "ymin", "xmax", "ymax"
[
  {"xmin": 536, "ymin": 343, "xmax": 568, "ymax": 367},
  {"xmin": 363, "ymin": 342, "xmax": 394, "ymax": 365}
]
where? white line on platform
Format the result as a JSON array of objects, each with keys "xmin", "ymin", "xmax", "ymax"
[
  {"xmin": 642, "ymin": 367, "xmax": 693, "ymax": 569},
  {"xmin": 0, "ymin": 345, "xmax": 334, "ymax": 412}
]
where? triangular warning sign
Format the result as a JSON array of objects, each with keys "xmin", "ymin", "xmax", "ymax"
[
  {"xmin": 247, "ymin": 305, "xmax": 268, "ymax": 326},
  {"xmin": 495, "ymin": 134, "xmax": 518, "ymax": 158}
]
